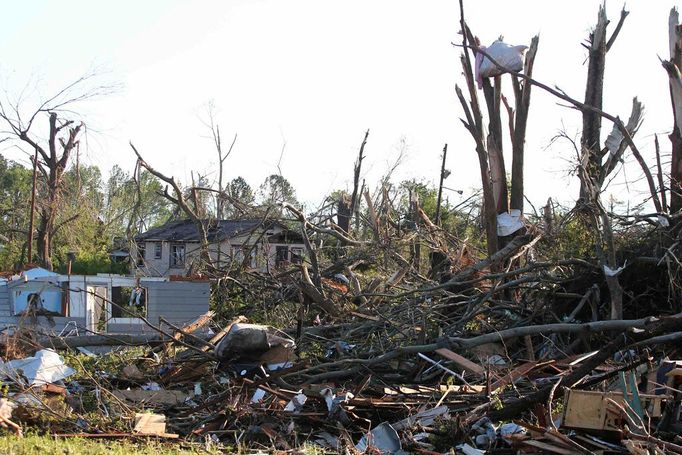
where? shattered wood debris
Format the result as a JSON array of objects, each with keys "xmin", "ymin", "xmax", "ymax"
[
  {"xmin": 0, "ymin": 293, "xmax": 680, "ymax": 454},
  {"xmin": 2, "ymin": 216, "xmax": 682, "ymax": 454},
  {"xmin": 2, "ymin": 210, "xmax": 682, "ymax": 453}
]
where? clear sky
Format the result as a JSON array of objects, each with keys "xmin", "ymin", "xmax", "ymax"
[{"xmin": 0, "ymin": 1, "xmax": 676, "ymax": 212}]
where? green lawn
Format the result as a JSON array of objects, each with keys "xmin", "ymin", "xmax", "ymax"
[{"xmin": 0, "ymin": 434, "xmax": 220, "ymax": 455}]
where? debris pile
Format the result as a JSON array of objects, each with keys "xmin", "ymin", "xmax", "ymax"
[{"xmin": 0, "ymin": 291, "xmax": 679, "ymax": 454}]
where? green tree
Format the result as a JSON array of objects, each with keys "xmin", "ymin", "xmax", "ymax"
[
  {"xmin": 225, "ymin": 176, "xmax": 255, "ymax": 218},
  {"xmin": 104, "ymin": 165, "xmax": 173, "ymax": 237},
  {"xmin": 258, "ymin": 174, "xmax": 298, "ymax": 209},
  {"xmin": 0, "ymin": 156, "xmax": 32, "ymax": 268}
]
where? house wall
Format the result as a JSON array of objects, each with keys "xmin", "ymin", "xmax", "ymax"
[
  {"xmin": 0, "ymin": 284, "xmax": 10, "ymax": 326},
  {"xmin": 137, "ymin": 227, "xmax": 306, "ymax": 277},
  {"xmin": 0, "ymin": 281, "xmax": 87, "ymax": 335},
  {"xmin": 107, "ymin": 281, "xmax": 210, "ymax": 333},
  {"xmin": 0, "ymin": 276, "xmax": 210, "ymax": 336}
]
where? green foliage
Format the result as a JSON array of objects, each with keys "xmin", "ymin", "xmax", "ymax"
[
  {"xmin": 226, "ymin": 177, "xmax": 254, "ymax": 205},
  {"xmin": 543, "ymin": 215, "xmax": 596, "ymax": 261},
  {"xmin": 258, "ymin": 174, "xmax": 298, "ymax": 209},
  {"xmin": 0, "ymin": 155, "xmax": 33, "ymax": 269},
  {"xmin": 0, "ymin": 155, "xmax": 176, "ymax": 273},
  {"xmin": 104, "ymin": 165, "xmax": 173, "ymax": 237}
]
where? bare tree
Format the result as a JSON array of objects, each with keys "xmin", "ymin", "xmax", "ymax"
[
  {"xmin": 337, "ymin": 129, "xmax": 368, "ymax": 235},
  {"xmin": 130, "ymin": 143, "xmax": 212, "ymax": 271},
  {"xmin": 0, "ymin": 72, "xmax": 112, "ymax": 269},
  {"xmin": 454, "ymin": 0, "xmax": 539, "ymax": 257},
  {"xmin": 202, "ymin": 101, "xmax": 237, "ymax": 219},
  {"xmin": 663, "ymin": 7, "xmax": 682, "ymax": 214}
]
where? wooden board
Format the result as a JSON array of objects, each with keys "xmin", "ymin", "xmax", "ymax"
[
  {"xmin": 434, "ymin": 348, "xmax": 485, "ymax": 376},
  {"xmin": 522, "ymin": 440, "xmax": 582, "ymax": 455},
  {"xmin": 563, "ymin": 389, "xmax": 668, "ymax": 431},
  {"xmin": 134, "ymin": 413, "xmax": 166, "ymax": 435},
  {"xmin": 489, "ymin": 362, "xmax": 538, "ymax": 394}
]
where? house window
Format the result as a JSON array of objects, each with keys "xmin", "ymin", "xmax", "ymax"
[
  {"xmin": 111, "ymin": 286, "xmax": 147, "ymax": 319},
  {"xmin": 154, "ymin": 242, "xmax": 162, "ymax": 259},
  {"xmin": 137, "ymin": 243, "xmax": 146, "ymax": 267},
  {"xmin": 275, "ymin": 246, "xmax": 289, "ymax": 267},
  {"xmin": 170, "ymin": 243, "xmax": 185, "ymax": 268},
  {"xmin": 290, "ymin": 247, "xmax": 303, "ymax": 264}
]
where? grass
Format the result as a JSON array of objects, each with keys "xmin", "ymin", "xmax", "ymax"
[
  {"xmin": 0, "ymin": 433, "xmax": 218, "ymax": 455},
  {"xmin": 0, "ymin": 434, "xmax": 329, "ymax": 454}
]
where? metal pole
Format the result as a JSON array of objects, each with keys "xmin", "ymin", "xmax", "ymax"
[
  {"xmin": 435, "ymin": 144, "xmax": 448, "ymax": 225},
  {"xmin": 27, "ymin": 147, "xmax": 38, "ymax": 264}
]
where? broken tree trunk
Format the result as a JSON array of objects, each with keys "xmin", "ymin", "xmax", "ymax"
[
  {"xmin": 350, "ymin": 130, "xmax": 368, "ymax": 228},
  {"xmin": 665, "ymin": 8, "xmax": 682, "ymax": 214},
  {"xmin": 482, "ymin": 76, "xmax": 508, "ymax": 214},
  {"xmin": 579, "ymin": 6, "xmax": 608, "ymax": 204},
  {"xmin": 577, "ymin": 6, "xmax": 631, "ymax": 204},
  {"xmin": 19, "ymin": 113, "xmax": 83, "ymax": 270},
  {"xmin": 455, "ymin": 9, "xmax": 497, "ymax": 257},
  {"xmin": 337, "ymin": 192, "xmax": 352, "ymax": 235},
  {"xmin": 509, "ymin": 35, "xmax": 539, "ymax": 213},
  {"xmin": 435, "ymin": 144, "xmax": 448, "ymax": 225}
]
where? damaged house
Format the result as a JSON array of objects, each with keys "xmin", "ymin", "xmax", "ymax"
[
  {"xmin": 0, "ymin": 267, "xmax": 209, "ymax": 335},
  {"xmin": 134, "ymin": 219, "xmax": 305, "ymax": 277}
]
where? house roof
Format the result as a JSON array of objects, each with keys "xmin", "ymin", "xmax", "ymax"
[{"xmin": 134, "ymin": 219, "xmax": 280, "ymax": 243}]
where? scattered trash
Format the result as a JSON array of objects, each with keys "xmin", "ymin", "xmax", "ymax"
[
  {"xmin": 0, "ymin": 349, "xmax": 74, "ymax": 385},
  {"xmin": 251, "ymin": 388, "xmax": 267, "ymax": 403},
  {"xmin": 215, "ymin": 323, "xmax": 295, "ymax": 363},
  {"xmin": 355, "ymin": 422, "xmax": 402, "ymax": 454},
  {"xmin": 283, "ymin": 393, "xmax": 307, "ymax": 413},
  {"xmin": 475, "ymin": 40, "xmax": 528, "ymax": 88},
  {"xmin": 141, "ymin": 382, "xmax": 161, "ymax": 391},
  {"xmin": 325, "ymin": 340, "xmax": 355, "ymax": 358},
  {"xmin": 496, "ymin": 210, "xmax": 524, "ymax": 236}
]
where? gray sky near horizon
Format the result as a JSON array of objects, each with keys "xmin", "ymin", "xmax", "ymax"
[{"xmin": 0, "ymin": 1, "xmax": 676, "ymax": 213}]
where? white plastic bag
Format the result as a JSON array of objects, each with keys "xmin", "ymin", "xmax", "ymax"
[
  {"xmin": 475, "ymin": 40, "xmax": 528, "ymax": 88},
  {"xmin": 497, "ymin": 209, "xmax": 524, "ymax": 237}
]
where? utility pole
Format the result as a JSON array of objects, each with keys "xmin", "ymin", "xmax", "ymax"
[
  {"xmin": 435, "ymin": 144, "xmax": 448, "ymax": 225},
  {"xmin": 27, "ymin": 147, "xmax": 38, "ymax": 264}
]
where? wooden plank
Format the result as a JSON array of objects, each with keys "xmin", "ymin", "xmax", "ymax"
[
  {"xmin": 434, "ymin": 348, "xmax": 485, "ymax": 376},
  {"xmin": 391, "ymin": 405, "xmax": 449, "ymax": 431},
  {"xmin": 522, "ymin": 440, "xmax": 582, "ymax": 455},
  {"xmin": 563, "ymin": 389, "xmax": 668, "ymax": 430},
  {"xmin": 134, "ymin": 413, "xmax": 166, "ymax": 435},
  {"xmin": 545, "ymin": 429, "xmax": 593, "ymax": 455},
  {"xmin": 563, "ymin": 389, "xmax": 609, "ymax": 430},
  {"xmin": 489, "ymin": 362, "xmax": 537, "ymax": 393}
]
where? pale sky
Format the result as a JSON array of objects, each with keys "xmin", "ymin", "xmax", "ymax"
[{"xmin": 0, "ymin": 1, "xmax": 677, "ymax": 212}]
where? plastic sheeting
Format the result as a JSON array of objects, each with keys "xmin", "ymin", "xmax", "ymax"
[
  {"xmin": 497, "ymin": 210, "xmax": 524, "ymax": 237},
  {"xmin": 0, "ymin": 349, "xmax": 75, "ymax": 385}
]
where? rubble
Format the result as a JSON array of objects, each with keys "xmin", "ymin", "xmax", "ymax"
[{"xmin": 0, "ymin": 300, "xmax": 677, "ymax": 453}]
